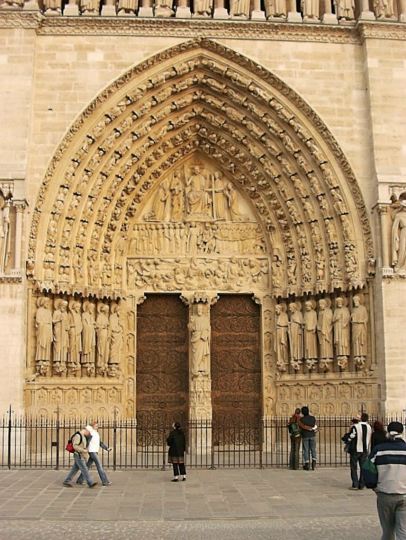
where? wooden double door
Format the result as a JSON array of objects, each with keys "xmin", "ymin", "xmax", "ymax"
[{"xmin": 136, "ymin": 294, "xmax": 261, "ymax": 430}]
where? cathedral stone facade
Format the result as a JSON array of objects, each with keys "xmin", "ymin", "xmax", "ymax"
[{"xmin": 0, "ymin": 4, "xmax": 405, "ymax": 423}]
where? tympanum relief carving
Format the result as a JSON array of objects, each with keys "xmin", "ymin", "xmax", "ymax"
[{"xmin": 126, "ymin": 159, "xmax": 270, "ymax": 294}]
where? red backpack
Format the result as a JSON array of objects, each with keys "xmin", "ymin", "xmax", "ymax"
[{"xmin": 66, "ymin": 431, "xmax": 82, "ymax": 453}]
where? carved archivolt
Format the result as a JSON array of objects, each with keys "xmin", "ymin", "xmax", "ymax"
[{"xmin": 28, "ymin": 39, "xmax": 373, "ymax": 302}]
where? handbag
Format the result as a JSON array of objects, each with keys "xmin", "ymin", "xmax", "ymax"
[{"xmin": 362, "ymin": 458, "xmax": 378, "ymax": 489}]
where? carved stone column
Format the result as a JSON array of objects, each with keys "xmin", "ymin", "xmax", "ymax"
[
  {"xmin": 213, "ymin": 0, "xmax": 228, "ymax": 18},
  {"xmin": 13, "ymin": 201, "xmax": 26, "ymax": 273},
  {"xmin": 400, "ymin": 0, "xmax": 406, "ymax": 21},
  {"xmin": 176, "ymin": 0, "xmax": 191, "ymax": 17},
  {"xmin": 322, "ymin": 0, "xmax": 336, "ymax": 22},
  {"xmin": 377, "ymin": 204, "xmax": 391, "ymax": 272},
  {"xmin": 64, "ymin": 0, "xmax": 79, "ymax": 15},
  {"xmin": 253, "ymin": 293, "xmax": 275, "ymax": 454},
  {"xmin": 287, "ymin": 0, "xmax": 302, "ymax": 21},
  {"xmin": 138, "ymin": 0, "xmax": 153, "ymax": 16},
  {"xmin": 359, "ymin": 0, "xmax": 375, "ymax": 19},
  {"xmin": 102, "ymin": 0, "xmax": 117, "ymax": 15},
  {"xmin": 131, "ymin": 293, "xmax": 146, "ymax": 421},
  {"xmin": 251, "ymin": 0, "xmax": 266, "ymax": 19},
  {"xmin": 181, "ymin": 291, "xmax": 218, "ymax": 458}
]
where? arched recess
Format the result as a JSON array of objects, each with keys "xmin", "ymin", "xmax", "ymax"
[{"xmin": 26, "ymin": 39, "xmax": 377, "ymax": 419}]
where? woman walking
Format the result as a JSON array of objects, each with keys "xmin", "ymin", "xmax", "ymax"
[
  {"xmin": 167, "ymin": 422, "xmax": 186, "ymax": 482},
  {"xmin": 77, "ymin": 422, "xmax": 112, "ymax": 486}
]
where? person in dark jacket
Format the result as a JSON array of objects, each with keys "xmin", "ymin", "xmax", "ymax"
[
  {"xmin": 167, "ymin": 422, "xmax": 186, "ymax": 482},
  {"xmin": 367, "ymin": 421, "xmax": 406, "ymax": 540},
  {"xmin": 298, "ymin": 406, "xmax": 317, "ymax": 470},
  {"xmin": 371, "ymin": 420, "xmax": 387, "ymax": 450}
]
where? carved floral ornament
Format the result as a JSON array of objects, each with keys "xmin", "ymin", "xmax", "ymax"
[{"xmin": 28, "ymin": 39, "xmax": 373, "ymax": 299}]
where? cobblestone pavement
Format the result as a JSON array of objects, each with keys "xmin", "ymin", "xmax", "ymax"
[{"xmin": 0, "ymin": 468, "xmax": 381, "ymax": 540}]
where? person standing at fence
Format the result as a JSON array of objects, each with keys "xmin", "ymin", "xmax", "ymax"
[
  {"xmin": 299, "ymin": 406, "xmax": 317, "ymax": 471},
  {"xmin": 167, "ymin": 422, "xmax": 186, "ymax": 482},
  {"xmin": 348, "ymin": 412, "xmax": 372, "ymax": 490},
  {"xmin": 371, "ymin": 420, "xmax": 387, "ymax": 451},
  {"xmin": 63, "ymin": 427, "xmax": 97, "ymax": 488},
  {"xmin": 288, "ymin": 407, "xmax": 302, "ymax": 470},
  {"xmin": 367, "ymin": 421, "xmax": 406, "ymax": 540},
  {"xmin": 76, "ymin": 422, "xmax": 112, "ymax": 487}
]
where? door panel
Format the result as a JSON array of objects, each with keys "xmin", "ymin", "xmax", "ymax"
[{"xmin": 136, "ymin": 294, "xmax": 188, "ymax": 429}]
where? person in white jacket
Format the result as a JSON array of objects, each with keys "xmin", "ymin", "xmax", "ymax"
[{"xmin": 77, "ymin": 422, "xmax": 112, "ymax": 486}]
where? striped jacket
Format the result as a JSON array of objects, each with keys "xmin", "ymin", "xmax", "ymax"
[
  {"xmin": 369, "ymin": 438, "xmax": 406, "ymax": 495},
  {"xmin": 349, "ymin": 421, "xmax": 372, "ymax": 453}
]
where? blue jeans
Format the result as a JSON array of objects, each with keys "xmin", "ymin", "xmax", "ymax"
[
  {"xmin": 64, "ymin": 453, "xmax": 94, "ymax": 486},
  {"xmin": 302, "ymin": 437, "xmax": 317, "ymax": 464},
  {"xmin": 77, "ymin": 452, "xmax": 109, "ymax": 485}
]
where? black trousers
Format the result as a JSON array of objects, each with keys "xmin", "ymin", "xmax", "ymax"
[
  {"xmin": 172, "ymin": 463, "xmax": 186, "ymax": 476},
  {"xmin": 289, "ymin": 437, "xmax": 301, "ymax": 470}
]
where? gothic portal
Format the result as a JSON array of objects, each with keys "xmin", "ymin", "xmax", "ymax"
[{"xmin": 25, "ymin": 39, "xmax": 378, "ymax": 421}]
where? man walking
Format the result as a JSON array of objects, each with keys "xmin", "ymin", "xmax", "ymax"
[
  {"xmin": 299, "ymin": 406, "xmax": 317, "ymax": 470},
  {"xmin": 349, "ymin": 412, "xmax": 372, "ymax": 490},
  {"xmin": 76, "ymin": 422, "xmax": 112, "ymax": 486},
  {"xmin": 368, "ymin": 421, "xmax": 406, "ymax": 540},
  {"xmin": 63, "ymin": 426, "xmax": 97, "ymax": 488}
]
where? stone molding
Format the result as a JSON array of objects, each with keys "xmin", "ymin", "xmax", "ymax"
[{"xmin": 0, "ymin": 12, "xmax": 406, "ymax": 42}]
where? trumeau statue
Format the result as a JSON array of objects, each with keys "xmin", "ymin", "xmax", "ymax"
[
  {"xmin": 351, "ymin": 295, "xmax": 368, "ymax": 369},
  {"xmin": 52, "ymin": 299, "xmax": 69, "ymax": 375},
  {"xmin": 333, "ymin": 296, "xmax": 350, "ymax": 369},
  {"xmin": 189, "ymin": 303, "xmax": 210, "ymax": 377},
  {"xmin": 275, "ymin": 303, "xmax": 289, "ymax": 371},
  {"xmin": 303, "ymin": 300, "xmax": 317, "ymax": 370},
  {"xmin": 392, "ymin": 198, "xmax": 406, "ymax": 273},
  {"xmin": 35, "ymin": 297, "xmax": 53, "ymax": 376}
]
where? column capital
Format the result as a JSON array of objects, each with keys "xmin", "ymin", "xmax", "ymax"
[
  {"xmin": 130, "ymin": 292, "xmax": 147, "ymax": 305},
  {"xmin": 252, "ymin": 292, "xmax": 272, "ymax": 306},
  {"xmin": 180, "ymin": 291, "xmax": 219, "ymax": 306}
]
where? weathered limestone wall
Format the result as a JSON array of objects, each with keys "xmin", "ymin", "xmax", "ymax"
[
  {"xmin": 0, "ymin": 23, "xmax": 405, "ymax": 415},
  {"xmin": 365, "ymin": 38, "xmax": 406, "ymax": 414}
]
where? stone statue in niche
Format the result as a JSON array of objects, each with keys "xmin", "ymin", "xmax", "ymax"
[
  {"xmin": 317, "ymin": 298, "xmax": 333, "ymax": 371},
  {"xmin": 81, "ymin": 301, "xmax": 96, "ymax": 376},
  {"xmin": 193, "ymin": 0, "xmax": 213, "ymax": 17},
  {"xmin": 189, "ymin": 303, "xmax": 210, "ymax": 377},
  {"xmin": 96, "ymin": 303, "xmax": 110, "ymax": 376},
  {"xmin": 374, "ymin": 0, "xmax": 395, "ymax": 18},
  {"xmin": 301, "ymin": 0, "xmax": 320, "ymax": 20},
  {"xmin": 275, "ymin": 303, "xmax": 289, "ymax": 372},
  {"xmin": 351, "ymin": 295, "xmax": 368, "ymax": 369},
  {"xmin": 43, "ymin": 0, "xmax": 61, "ymax": 14},
  {"xmin": 185, "ymin": 165, "xmax": 210, "ymax": 220},
  {"xmin": 225, "ymin": 181, "xmax": 243, "ymax": 221},
  {"xmin": 334, "ymin": 0, "xmax": 355, "ymax": 19},
  {"xmin": 0, "ymin": 193, "xmax": 11, "ymax": 273},
  {"xmin": 68, "ymin": 300, "xmax": 82, "ymax": 377},
  {"xmin": 35, "ymin": 297, "xmax": 53, "ymax": 376},
  {"xmin": 391, "ymin": 198, "xmax": 406, "ymax": 273},
  {"xmin": 303, "ymin": 300, "xmax": 318, "ymax": 371},
  {"xmin": 144, "ymin": 181, "xmax": 170, "ymax": 221},
  {"xmin": 80, "ymin": 0, "xmax": 100, "ymax": 14},
  {"xmin": 109, "ymin": 303, "xmax": 123, "ymax": 377},
  {"xmin": 265, "ymin": 0, "xmax": 287, "ymax": 18},
  {"xmin": 288, "ymin": 302, "xmax": 303, "ymax": 371},
  {"xmin": 52, "ymin": 299, "xmax": 69, "ymax": 375},
  {"xmin": 169, "ymin": 171, "xmax": 184, "ymax": 221},
  {"xmin": 213, "ymin": 171, "xmax": 227, "ymax": 221},
  {"xmin": 333, "ymin": 296, "xmax": 350, "ymax": 370},
  {"xmin": 155, "ymin": 0, "xmax": 174, "ymax": 16},
  {"xmin": 230, "ymin": 0, "xmax": 251, "ymax": 17}
]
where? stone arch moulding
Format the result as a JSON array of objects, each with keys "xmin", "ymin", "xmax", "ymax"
[{"xmin": 27, "ymin": 38, "xmax": 374, "ymax": 300}]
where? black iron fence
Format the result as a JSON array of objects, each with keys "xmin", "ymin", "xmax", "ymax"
[{"xmin": 1, "ymin": 411, "xmax": 405, "ymax": 470}]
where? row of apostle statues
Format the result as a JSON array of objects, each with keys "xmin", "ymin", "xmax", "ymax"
[
  {"xmin": 35, "ymin": 296, "xmax": 123, "ymax": 378},
  {"xmin": 275, "ymin": 294, "xmax": 368, "ymax": 373},
  {"xmin": 1, "ymin": 0, "xmax": 401, "ymax": 21}
]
